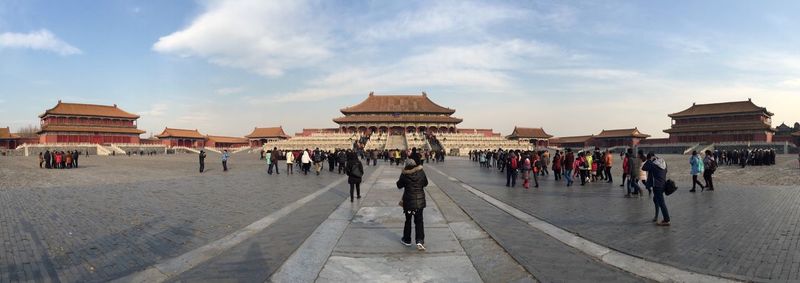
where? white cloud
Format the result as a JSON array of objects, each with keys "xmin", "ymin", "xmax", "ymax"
[
  {"xmin": 216, "ymin": 87, "xmax": 244, "ymax": 96},
  {"xmin": 661, "ymin": 36, "xmax": 711, "ymax": 53},
  {"xmin": 139, "ymin": 103, "xmax": 168, "ymax": 117},
  {"xmin": 273, "ymin": 39, "xmax": 575, "ymax": 102},
  {"xmin": 153, "ymin": 0, "xmax": 330, "ymax": 77},
  {"xmin": 0, "ymin": 29, "xmax": 81, "ymax": 55},
  {"xmin": 359, "ymin": 1, "xmax": 526, "ymax": 40}
]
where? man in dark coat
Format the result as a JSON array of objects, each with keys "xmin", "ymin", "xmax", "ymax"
[
  {"xmin": 410, "ymin": 147, "xmax": 422, "ymax": 166},
  {"xmin": 345, "ymin": 152, "xmax": 364, "ymax": 202},
  {"xmin": 44, "ymin": 150, "xmax": 51, "ymax": 169},
  {"xmin": 72, "ymin": 150, "xmax": 79, "ymax": 168},
  {"xmin": 336, "ymin": 150, "xmax": 347, "ymax": 174},
  {"xmin": 270, "ymin": 147, "xmax": 280, "ymax": 174},
  {"xmin": 643, "ymin": 152, "xmax": 669, "ymax": 226},
  {"xmin": 199, "ymin": 150, "xmax": 206, "ymax": 173},
  {"xmin": 397, "ymin": 159, "xmax": 428, "ymax": 251}
]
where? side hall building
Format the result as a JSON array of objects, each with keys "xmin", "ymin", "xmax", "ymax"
[
  {"xmin": 37, "ymin": 101, "xmax": 145, "ymax": 144},
  {"xmin": 664, "ymin": 99, "xmax": 776, "ymax": 143}
]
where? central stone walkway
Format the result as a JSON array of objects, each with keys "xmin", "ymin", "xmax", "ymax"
[{"xmin": 270, "ymin": 165, "xmax": 534, "ymax": 282}]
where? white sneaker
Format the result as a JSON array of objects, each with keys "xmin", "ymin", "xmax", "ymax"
[{"xmin": 416, "ymin": 243, "xmax": 426, "ymax": 251}]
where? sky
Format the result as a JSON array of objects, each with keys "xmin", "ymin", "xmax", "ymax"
[{"xmin": 1, "ymin": 0, "xmax": 799, "ymax": 138}]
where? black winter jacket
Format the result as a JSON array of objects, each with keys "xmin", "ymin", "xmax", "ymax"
[
  {"xmin": 397, "ymin": 165, "xmax": 428, "ymax": 211},
  {"xmin": 345, "ymin": 160, "xmax": 364, "ymax": 184}
]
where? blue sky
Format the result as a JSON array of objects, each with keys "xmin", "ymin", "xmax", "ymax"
[{"xmin": 1, "ymin": 0, "xmax": 799, "ymax": 138}]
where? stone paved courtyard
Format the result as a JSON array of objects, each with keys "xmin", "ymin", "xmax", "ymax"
[{"xmin": 0, "ymin": 153, "xmax": 798, "ymax": 282}]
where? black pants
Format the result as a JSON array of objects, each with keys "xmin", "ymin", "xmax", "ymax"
[
  {"xmin": 703, "ymin": 170, "xmax": 714, "ymax": 190},
  {"xmin": 506, "ymin": 169, "xmax": 517, "ymax": 187},
  {"xmin": 580, "ymin": 170, "xmax": 588, "ymax": 185},
  {"xmin": 692, "ymin": 175, "xmax": 704, "ymax": 189},
  {"xmin": 338, "ymin": 162, "xmax": 345, "ymax": 174},
  {"xmin": 553, "ymin": 169, "xmax": 561, "ymax": 180},
  {"xmin": 45, "ymin": 159, "xmax": 51, "ymax": 169},
  {"xmin": 303, "ymin": 163, "xmax": 311, "ymax": 174},
  {"xmin": 74, "ymin": 159, "xmax": 78, "ymax": 168},
  {"xmin": 329, "ymin": 161, "xmax": 335, "ymax": 172},
  {"xmin": 403, "ymin": 208, "xmax": 424, "ymax": 244},
  {"xmin": 349, "ymin": 183, "xmax": 361, "ymax": 200},
  {"xmin": 199, "ymin": 162, "xmax": 205, "ymax": 173},
  {"xmin": 605, "ymin": 167, "xmax": 613, "ymax": 182},
  {"xmin": 269, "ymin": 161, "xmax": 280, "ymax": 174},
  {"xmin": 222, "ymin": 161, "xmax": 228, "ymax": 171}
]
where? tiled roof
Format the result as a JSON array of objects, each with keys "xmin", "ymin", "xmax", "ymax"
[
  {"xmin": 340, "ymin": 92, "xmax": 456, "ymax": 114},
  {"xmin": 38, "ymin": 125, "xmax": 145, "ymax": 134},
  {"xmin": 507, "ymin": 127, "xmax": 553, "ymax": 139},
  {"xmin": 207, "ymin": 135, "xmax": 249, "ymax": 144},
  {"xmin": 0, "ymin": 127, "xmax": 20, "ymax": 139},
  {"xmin": 156, "ymin": 128, "xmax": 205, "ymax": 139},
  {"xmin": 595, "ymin": 128, "xmax": 650, "ymax": 138},
  {"xmin": 245, "ymin": 127, "xmax": 289, "ymax": 138},
  {"xmin": 551, "ymin": 135, "xmax": 593, "ymax": 144},
  {"xmin": 669, "ymin": 100, "xmax": 773, "ymax": 118},
  {"xmin": 664, "ymin": 123, "xmax": 776, "ymax": 133},
  {"xmin": 40, "ymin": 101, "xmax": 140, "ymax": 119},
  {"xmin": 333, "ymin": 115, "xmax": 462, "ymax": 123},
  {"xmin": 793, "ymin": 131, "xmax": 800, "ymax": 137}
]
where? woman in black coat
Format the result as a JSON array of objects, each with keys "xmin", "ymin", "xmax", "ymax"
[
  {"xmin": 397, "ymin": 159, "xmax": 428, "ymax": 251},
  {"xmin": 345, "ymin": 152, "xmax": 364, "ymax": 202}
]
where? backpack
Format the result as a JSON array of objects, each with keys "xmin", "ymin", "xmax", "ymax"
[
  {"xmin": 351, "ymin": 163, "xmax": 363, "ymax": 178},
  {"xmin": 707, "ymin": 159, "xmax": 718, "ymax": 172},
  {"xmin": 665, "ymin": 179, "xmax": 678, "ymax": 195},
  {"xmin": 510, "ymin": 157, "xmax": 518, "ymax": 170}
]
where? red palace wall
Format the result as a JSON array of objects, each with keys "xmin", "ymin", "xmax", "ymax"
[{"xmin": 40, "ymin": 134, "xmax": 137, "ymax": 144}]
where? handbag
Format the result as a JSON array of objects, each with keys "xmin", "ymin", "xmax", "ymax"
[{"xmin": 664, "ymin": 179, "xmax": 678, "ymax": 196}]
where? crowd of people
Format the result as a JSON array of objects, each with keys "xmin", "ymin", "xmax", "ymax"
[
  {"xmin": 469, "ymin": 147, "xmax": 685, "ymax": 226},
  {"xmin": 714, "ymin": 148, "xmax": 776, "ymax": 167},
  {"xmin": 38, "ymin": 149, "xmax": 84, "ymax": 169}
]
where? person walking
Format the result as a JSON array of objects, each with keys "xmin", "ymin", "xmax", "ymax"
[
  {"xmin": 689, "ymin": 150, "xmax": 705, "ymax": 192},
  {"xmin": 531, "ymin": 152, "xmax": 540, "ymax": 188},
  {"xmin": 44, "ymin": 150, "xmax": 52, "ymax": 169},
  {"xmin": 521, "ymin": 154, "xmax": 532, "ymax": 189},
  {"xmin": 643, "ymin": 152, "xmax": 670, "ymax": 226},
  {"xmin": 328, "ymin": 150, "xmax": 336, "ymax": 172},
  {"xmin": 72, "ymin": 150, "xmax": 79, "ymax": 168},
  {"xmin": 541, "ymin": 150, "xmax": 550, "ymax": 176},
  {"xmin": 312, "ymin": 148, "xmax": 323, "ymax": 175},
  {"xmin": 345, "ymin": 152, "xmax": 364, "ymax": 202},
  {"xmin": 301, "ymin": 149, "xmax": 312, "ymax": 175},
  {"xmin": 397, "ymin": 159, "xmax": 428, "ymax": 251},
  {"xmin": 703, "ymin": 150, "xmax": 716, "ymax": 191},
  {"xmin": 266, "ymin": 149, "xmax": 273, "ymax": 174},
  {"xmin": 285, "ymin": 150, "xmax": 294, "ymax": 174},
  {"xmin": 620, "ymin": 149, "xmax": 631, "ymax": 187},
  {"xmin": 270, "ymin": 147, "xmax": 280, "ymax": 175},
  {"xmin": 563, "ymin": 149, "xmax": 574, "ymax": 186},
  {"xmin": 222, "ymin": 150, "xmax": 230, "ymax": 172},
  {"xmin": 604, "ymin": 150, "xmax": 613, "ymax": 183},
  {"xmin": 337, "ymin": 150, "xmax": 347, "ymax": 174},
  {"xmin": 199, "ymin": 150, "xmax": 206, "ymax": 173},
  {"xmin": 505, "ymin": 152, "xmax": 518, "ymax": 187},
  {"xmin": 552, "ymin": 151, "xmax": 562, "ymax": 181}
]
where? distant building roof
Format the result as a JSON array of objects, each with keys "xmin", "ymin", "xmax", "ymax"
[
  {"xmin": 0, "ymin": 127, "xmax": 20, "ymax": 139},
  {"xmin": 340, "ymin": 92, "xmax": 456, "ymax": 114},
  {"xmin": 206, "ymin": 135, "xmax": 248, "ymax": 144},
  {"xmin": 664, "ymin": 123, "xmax": 775, "ymax": 134},
  {"xmin": 551, "ymin": 135, "xmax": 593, "ymax": 144},
  {"xmin": 40, "ymin": 101, "xmax": 140, "ymax": 119},
  {"xmin": 333, "ymin": 115, "xmax": 462, "ymax": 124},
  {"xmin": 668, "ymin": 99, "xmax": 773, "ymax": 118},
  {"xmin": 156, "ymin": 128, "xmax": 205, "ymax": 139},
  {"xmin": 507, "ymin": 127, "xmax": 553, "ymax": 139},
  {"xmin": 38, "ymin": 125, "xmax": 145, "ymax": 135},
  {"xmin": 595, "ymin": 128, "xmax": 650, "ymax": 138},
  {"xmin": 245, "ymin": 127, "xmax": 289, "ymax": 139}
]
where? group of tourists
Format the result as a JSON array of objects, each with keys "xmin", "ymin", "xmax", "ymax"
[
  {"xmin": 471, "ymin": 147, "xmax": 675, "ymax": 226},
  {"xmin": 39, "ymin": 149, "xmax": 81, "ymax": 169},
  {"xmin": 198, "ymin": 149, "xmax": 229, "ymax": 173},
  {"xmin": 715, "ymin": 148, "xmax": 776, "ymax": 167},
  {"xmin": 126, "ymin": 150, "xmax": 160, "ymax": 156}
]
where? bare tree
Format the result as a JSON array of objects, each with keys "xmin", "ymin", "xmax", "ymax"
[{"xmin": 15, "ymin": 125, "xmax": 40, "ymax": 138}]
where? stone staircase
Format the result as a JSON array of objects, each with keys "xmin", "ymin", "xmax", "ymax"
[
  {"xmin": 385, "ymin": 134, "xmax": 407, "ymax": 150},
  {"xmin": 106, "ymin": 144, "xmax": 127, "ymax": 155},
  {"xmin": 365, "ymin": 134, "xmax": 388, "ymax": 150}
]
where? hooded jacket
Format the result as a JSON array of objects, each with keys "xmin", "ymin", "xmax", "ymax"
[
  {"xmin": 397, "ymin": 165, "xmax": 428, "ymax": 211},
  {"xmin": 643, "ymin": 157, "xmax": 668, "ymax": 189}
]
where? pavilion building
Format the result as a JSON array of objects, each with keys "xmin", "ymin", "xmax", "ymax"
[
  {"xmin": 550, "ymin": 135, "xmax": 593, "ymax": 149},
  {"xmin": 37, "ymin": 101, "xmax": 144, "ymax": 144},
  {"xmin": 0, "ymin": 127, "xmax": 20, "ymax": 149},
  {"xmin": 592, "ymin": 128, "xmax": 650, "ymax": 148},
  {"xmin": 664, "ymin": 99, "xmax": 776, "ymax": 143},
  {"xmin": 206, "ymin": 135, "xmax": 249, "ymax": 148},
  {"xmin": 156, "ymin": 128, "xmax": 206, "ymax": 148},
  {"xmin": 245, "ymin": 127, "xmax": 290, "ymax": 147},
  {"xmin": 506, "ymin": 127, "xmax": 553, "ymax": 147},
  {"xmin": 333, "ymin": 92, "xmax": 462, "ymax": 135}
]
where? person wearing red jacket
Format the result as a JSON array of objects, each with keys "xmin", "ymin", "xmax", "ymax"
[
  {"xmin": 563, "ymin": 149, "xmax": 575, "ymax": 186},
  {"xmin": 552, "ymin": 151, "xmax": 562, "ymax": 181}
]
